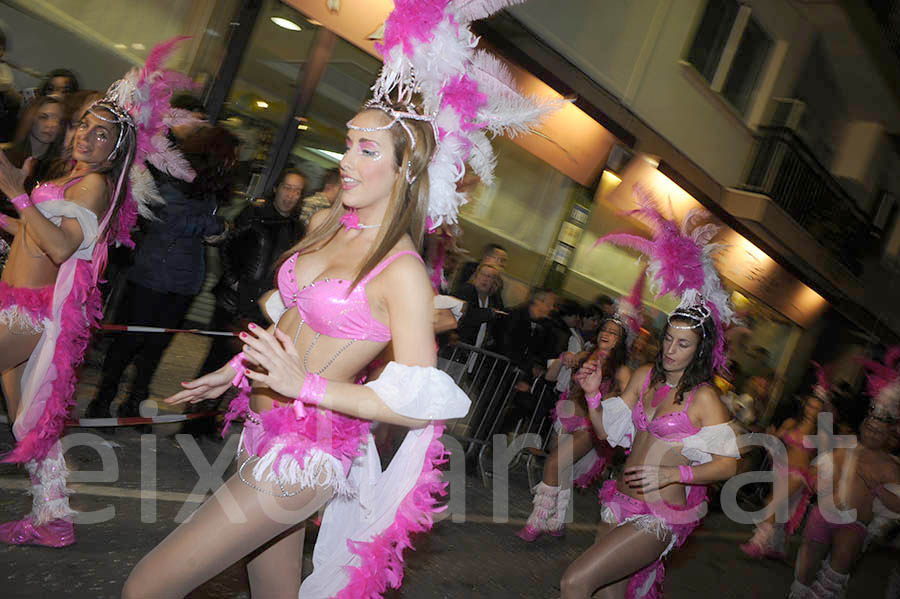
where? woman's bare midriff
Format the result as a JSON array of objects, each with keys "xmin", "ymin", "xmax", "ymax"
[
  {"xmin": 248, "ymin": 305, "xmax": 388, "ymax": 414},
  {"xmin": 1, "ymin": 231, "xmax": 60, "ymax": 288},
  {"xmin": 619, "ymin": 431, "xmax": 691, "ymax": 505}
]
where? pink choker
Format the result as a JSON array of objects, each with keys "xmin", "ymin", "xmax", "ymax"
[{"xmin": 340, "ymin": 209, "xmax": 381, "ymax": 232}]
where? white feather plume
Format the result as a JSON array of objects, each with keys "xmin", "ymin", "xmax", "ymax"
[{"xmin": 452, "ymin": 0, "xmax": 527, "ymax": 23}]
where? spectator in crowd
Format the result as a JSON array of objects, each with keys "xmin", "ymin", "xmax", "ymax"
[
  {"xmin": 299, "ymin": 167, "xmax": 339, "ymax": 227},
  {"xmin": 3, "ymin": 96, "xmax": 65, "ymax": 187},
  {"xmin": 498, "ymin": 288, "xmax": 558, "ymax": 432},
  {"xmin": 0, "ymin": 28, "xmax": 22, "ymax": 143},
  {"xmin": 181, "ymin": 167, "xmax": 305, "ymax": 437},
  {"xmin": 453, "ymin": 242, "xmax": 508, "ymax": 294},
  {"xmin": 593, "ymin": 293, "xmax": 615, "ymax": 317},
  {"xmin": 548, "ymin": 301, "xmax": 593, "ymax": 396},
  {"xmin": 455, "ymin": 262, "xmax": 504, "ymax": 349},
  {"xmin": 86, "ymin": 118, "xmax": 238, "ymax": 419},
  {"xmin": 37, "ymin": 68, "xmax": 78, "ymax": 99}
]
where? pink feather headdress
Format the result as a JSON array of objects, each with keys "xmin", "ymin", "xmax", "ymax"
[
  {"xmin": 607, "ymin": 267, "xmax": 646, "ymax": 348},
  {"xmin": 596, "ymin": 184, "xmax": 736, "ymax": 372},
  {"xmin": 862, "ymin": 346, "xmax": 900, "ymax": 421},
  {"xmin": 355, "ymin": 0, "xmax": 559, "ymax": 228},
  {"xmin": 95, "ymin": 37, "xmax": 199, "ymax": 250}
]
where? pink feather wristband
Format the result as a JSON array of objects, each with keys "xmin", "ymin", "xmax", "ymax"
[
  {"xmin": 586, "ymin": 391, "xmax": 602, "ymax": 410},
  {"xmin": 678, "ymin": 465, "xmax": 694, "ymax": 483},
  {"xmin": 293, "ymin": 372, "xmax": 328, "ymax": 418},
  {"xmin": 228, "ymin": 352, "xmax": 249, "ymax": 389},
  {"xmin": 10, "ymin": 193, "xmax": 31, "ymax": 213}
]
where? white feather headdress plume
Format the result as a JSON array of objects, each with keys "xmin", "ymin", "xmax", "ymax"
[{"xmin": 367, "ymin": 0, "xmax": 560, "ymax": 228}]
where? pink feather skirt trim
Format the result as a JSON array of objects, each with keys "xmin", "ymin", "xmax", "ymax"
[
  {"xmin": 0, "ymin": 281, "xmax": 53, "ymax": 334},
  {"xmin": 335, "ymin": 423, "xmax": 450, "ymax": 599}
]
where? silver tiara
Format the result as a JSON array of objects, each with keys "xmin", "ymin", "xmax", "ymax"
[{"xmin": 347, "ymin": 100, "xmax": 436, "ymax": 184}]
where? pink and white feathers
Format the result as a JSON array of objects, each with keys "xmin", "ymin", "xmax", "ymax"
[
  {"xmin": 862, "ymin": 346, "xmax": 900, "ymax": 421},
  {"xmin": 373, "ymin": 0, "xmax": 557, "ymax": 227},
  {"xmin": 596, "ymin": 184, "xmax": 735, "ymax": 372},
  {"xmin": 609, "ymin": 267, "xmax": 646, "ymax": 348},
  {"xmin": 811, "ymin": 361, "xmax": 831, "ymax": 401},
  {"xmin": 103, "ymin": 36, "xmax": 199, "ymax": 247}
]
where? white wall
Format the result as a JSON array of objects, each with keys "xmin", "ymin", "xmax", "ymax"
[{"xmin": 511, "ymin": 0, "xmax": 817, "ymax": 187}]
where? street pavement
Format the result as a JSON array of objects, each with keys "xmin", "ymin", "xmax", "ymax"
[{"xmin": 0, "ymin": 333, "xmax": 896, "ymax": 598}]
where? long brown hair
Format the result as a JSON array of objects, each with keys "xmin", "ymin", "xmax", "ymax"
[{"xmin": 276, "ymin": 102, "xmax": 435, "ymax": 289}]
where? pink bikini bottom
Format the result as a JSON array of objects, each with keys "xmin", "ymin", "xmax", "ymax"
[
  {"xmin": 235, "ymin": 402, "xmax": 371, "ymax": 498},
  {"xmin": 803, "ymin": 504, "xmax": 867, "ymax": 547},
  {"xmin": 0, "ymin": 282, "xmax": 53, "ymax": 335},
  {"xmin": 599, "ymin": 479, "xmax": 707, "ymax": 599}
]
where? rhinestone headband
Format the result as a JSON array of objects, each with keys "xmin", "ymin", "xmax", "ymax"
[
  {"xmin": 86, "ymin": 100, "xmax": 136, "ymax": 160},
  {"xmin": 668, "ymin": 304, "xmax": 712, "ymax": 331},
  {"xmin": 347, "ymin": 100, "xmax": 437, "ymax": 184}
]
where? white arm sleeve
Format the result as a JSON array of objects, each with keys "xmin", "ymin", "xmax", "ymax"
[
  {"xmin": 365, "ymin": 362, "xmax": 471, "ymax": 421},
  {"xmin": 434, "ymin": 295, "xmax": 465, "ymax": 320},
  {"xmin": 37, "ymin": 200, "xmax": 100, "ymax": 260},
  {"xmin": 601, "ymin": 396, "xmax": 634, "ymax": 449},
  {"xmin": 681, "ymin": 422, "xmax": 741, "ymax": 465}
]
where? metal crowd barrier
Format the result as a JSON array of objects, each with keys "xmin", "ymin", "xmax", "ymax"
[{"xmin": 437, "ymin": 342, "xmax": 558, "ymax": 486}]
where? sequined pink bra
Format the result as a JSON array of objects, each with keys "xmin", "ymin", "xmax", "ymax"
[
  {"xmin": 30, "ymin": 176, "xmax": 85, "ymax": 205},
  {"xmin": 276, "ymin": 249, "xmax": 423, "ymax": 344},
  {"xmin": 632, "ymin": 370, "xmax": 703, "ymax": 442}
]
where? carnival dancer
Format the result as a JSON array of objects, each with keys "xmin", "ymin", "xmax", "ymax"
[
  {"xmin": 0, "ymin": 38, "xmax": 197, "ymax": 547},
  {"xmin": 517, "ymin": 273, "xmax": 645, "ymax": 541},
  {"xmin": 789, "ymin": 349, "xmax": 900, "ymax": 599},
  {"xmin": 740, "ymin": 364, "xmax": 828, "ymax": 560},
  {"xmin": 559, "ymin": 184, "xmax": 742, "ymax": 598},
  {"xmin": 122, "ymin": 2, "xmax": 557, "ymax": 597}
]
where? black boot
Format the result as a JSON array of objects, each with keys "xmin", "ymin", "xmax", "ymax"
[{"xmin": 84, "ymin": 398, "xmax": 112, "ymax": 419}]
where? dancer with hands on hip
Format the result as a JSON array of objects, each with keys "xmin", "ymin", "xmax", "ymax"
[{"xmin": 560, "ymin": 185, "xmax": 742, "ymax": 599}]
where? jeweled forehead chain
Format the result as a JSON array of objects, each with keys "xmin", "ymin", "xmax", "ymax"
[{"xmin": 346, "ymin": 101, "xmax": 436, "ymax": 184}]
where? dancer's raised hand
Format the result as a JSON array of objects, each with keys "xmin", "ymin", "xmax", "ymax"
[
  {"xmin": 240, "ymin": 324, "xmax": 306, "ymax": 399},
  {"xmin": 165, "ymin": 364, "xmax": 234, "ymax": 404},
  {"xmin": 0, "ymin": 151, "xmax": 35, "ymax": 200}
]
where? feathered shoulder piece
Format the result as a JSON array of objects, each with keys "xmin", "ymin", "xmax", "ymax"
[
  {"xmin": 596, "ymin": 183, "xmax": 735, "ymax": 372},
  {"xmin": 360, "ymin": 0, "xmax": 560, "ymax": 228},
  {"xmin": 99, "ymin": 36, "xmax": 200, "ymax": 248},
  {"xmin": 608, "ymin": 267, "xmax": 646, "ymax": 348},
  {"xmin": 862, "ymin": 346, "xmax": 900, "ymax": 421}
]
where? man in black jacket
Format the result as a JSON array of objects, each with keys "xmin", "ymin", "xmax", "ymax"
[
  {"xmin": 496, "ymin": 288, "xmax": 558, "ymax": 433},
  {"xmin": 181, "ymin": 168, "xmax": 305, "ymax": 437},
  {"xmin": 455, "ymin": 263, "xmax": 504, "ymax": 349}
]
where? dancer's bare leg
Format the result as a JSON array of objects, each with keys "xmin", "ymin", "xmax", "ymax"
[
  {"xmin": 247, "ymin": 525, "xmax": 306, "ymax": 599},
  {"xmin": 122, "ymin": 450, "xmax": 333, "ymax": 599},
  {"xmin": 763, "ymin": 474, "xmax": 806, "ymax": 525},
  {"xmin": 590, "ymin": 521, "xmax": 630, "ymax": 599},
  {"xmin": 561, "ymin": 519, "xmax": 669, "ymax": 599},
  {"xmin": 794, "ymin": 537, "xmax": 829, "ymax": 585},
  {"xmin": 828, "ymin": 526, "xmax": 865, "ymax": 575},
  {"xmin": 0, "ymin": 325, "xmax": 41, "ymax": 421},
  {"xmin": 545, "ymin": 430, "xmax": 594, "ymax": 487}
]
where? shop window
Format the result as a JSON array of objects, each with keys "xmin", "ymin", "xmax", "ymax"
[{"xmin": 685, "ymin": 1, "xmax": 773, "ymax": 116}]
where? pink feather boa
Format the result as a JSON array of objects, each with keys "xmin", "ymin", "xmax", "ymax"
[
  {"xmin": 222, "ymin": 388, "xmax": 370, "ymax": 477},
  {"xmin": 3, "ymin": 260, "xmax": 102, "ymax": 463},
  {"xmin": 335, "ymin": 423, "xmax": 450, "ymax": 598}
]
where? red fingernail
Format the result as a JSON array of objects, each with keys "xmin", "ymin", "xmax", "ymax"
[
  {"xmin": 240, "ymin": 332, "xmax": 247, "ymax": 339},
  {"xmin": 248, "ymin": 323, "xmax": 256, "ymax": 329}
]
